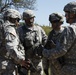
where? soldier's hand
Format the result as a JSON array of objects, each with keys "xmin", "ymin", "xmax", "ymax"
[{"xmin": 21, "ymin": 60, "xmax": 30, "ymax": 69}]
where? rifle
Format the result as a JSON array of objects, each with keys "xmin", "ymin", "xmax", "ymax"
[
  {"xmin": 33, "ymin": 40, "xmax": 56, "ymax": 59},
  {"xmin": 34, "ymin": 44, "xmax": 44, "ymax": 58}
]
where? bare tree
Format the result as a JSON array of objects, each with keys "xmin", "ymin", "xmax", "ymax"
[
  {"xmin": 13, "ymin": 0, "xmax": 36, "ymax": 9},
  {"xmin": 0, "ymin": 0, "xmax": 37, "ymax": 12}
]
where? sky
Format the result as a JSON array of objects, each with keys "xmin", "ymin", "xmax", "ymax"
[{"xmin": 33, "ymin": 0, "xmax": 76, "ymax": 26}]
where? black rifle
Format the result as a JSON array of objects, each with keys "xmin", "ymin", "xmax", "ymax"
[{"xmin": 34, "ymin": 44, "xmax": 44, "ymax": 58}]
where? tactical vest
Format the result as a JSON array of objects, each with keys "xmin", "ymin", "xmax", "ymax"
[
  {"xmin": 45, "ymin": 28, "xmax": 65, "ymax": 66},
  {"xmin": 21, "ymin": 25, "xmax": 42, "ymax": 50}
]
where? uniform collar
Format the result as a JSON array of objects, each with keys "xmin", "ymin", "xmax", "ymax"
[
  {"xmin": 54, "ymin": 27, "xmax": 64, "ymax": 34},
  {"xmin": 25, "ymin": 25, "xmax": 38, "ymax": 31}
]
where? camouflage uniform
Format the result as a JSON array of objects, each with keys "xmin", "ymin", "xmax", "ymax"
[
  {"xmin": 43, "ymin": 1, "xmax": 76, "ymax": 75},
  {"xmin": 43, "ymin": 13, "xmax": 64, "ymax": 75},
  {"xmin": 0, "ymin": 14, "xmax": 4, "ymax": 25},
  {"xmin": 18, "ymin": 9, "xmax": 47, "ymax": 75},
  {"xmin": 0, "ymin": 9, "xmax": 25, "ymax": 75}
]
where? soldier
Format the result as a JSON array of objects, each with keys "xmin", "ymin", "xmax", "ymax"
[
  {"xmin": 18, "ymin": 9, "xmax": 47, "ymax": 75},
  {"xmin": 42, "ymin": 12, "xmax": 64, "ymax": 75},
  {"xmin": 43, "ymin": 1, "xmax": 76, "ymax": 75},
  {"xmin": 0, "ymin": 9, "xmax": 29, "ymax": 75}
]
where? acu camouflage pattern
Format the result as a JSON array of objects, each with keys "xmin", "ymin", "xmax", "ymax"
[
  {"xmin": 18, "ymin": 24, "xmax": 47, "ymax": 75},
  {"xmin": 4, "ymin": 20, "xmax": 25, "ymax": 63},
  {"xmin": 64, "ymin": 1, "xmax": 76, "ymax": 13},
  {"xmin": 0, "ymin": 21, "xmax": 10, "ymax": 75},
  {"xmin": 43, "ymin": 26, "xmax": 65, "ymax": 75},
  {"xmin": 49, "ymin": 12, "xmax": 64, "ymax": 23},
  {"xmin": 23, "ymin": 9, "xmax": 35, "ymax": 20},
  {"xmin": 0, "ymin": 20, "xmax": 25, "ymax": 75},
  {"xmin": 3, "ymin": 9, "xmax": 21, "ymax": 19},
  {"xmin": 43, "ymin": 22, "xmax": 76, "ymax": 75}
]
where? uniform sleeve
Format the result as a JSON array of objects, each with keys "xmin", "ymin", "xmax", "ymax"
[
  {"xmin": 40, "ymin": 27, "xmax": 47, "ymax": 45},
  {"xmin": 4, "ymin": 26, "xmax": 25, "ymax": 64},
  {"xmin": 42, "ymin": 27, "xmax": 70, "ymax": 59}
]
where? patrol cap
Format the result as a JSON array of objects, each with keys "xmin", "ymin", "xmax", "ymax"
[
  {"xmin": 64, "ymin": 1, "xmax": 76, "ymax": 13},
  {"xmin": 49, "ymin": 12, "xmax": 64, "ymax": 23},
  {"xmin": 4, "ymin": 9, "xmax": 21, "ymax": 19},
  {"xmin": 23, "ymin": 9, "xmax": 35, "ymax": 20}
]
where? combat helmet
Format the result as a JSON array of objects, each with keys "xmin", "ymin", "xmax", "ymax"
[
  {"xmin": 23, "ymin": 9, "xmax": 35, "ymax": 20},
  {"xmin": 4, "ymin": 9, "xmax": 21, "ymax": 20},
  {"xmin": 64, "ymin": 1, "xmax": 76, "ymax": 14},
  {"xmin": 49, "ymin": 12, "xmax": 64, "ymax": 23}
]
